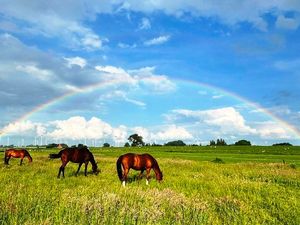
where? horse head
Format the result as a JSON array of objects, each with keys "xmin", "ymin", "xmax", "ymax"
[
  {"xmin": 92, "ymin": 163, "xmax": 100, "ymax": 175},
  {"xmin": 156, "ymin": 170, "xmax": 163, "ymax": 181}
]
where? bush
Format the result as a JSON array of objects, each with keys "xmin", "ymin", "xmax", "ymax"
[
  {"xmin": 212, "ymin": 158, "xmax": 225, "ymax": 164},
  {"xmin": 165, "ymin": 140, "xmax": 186, "ymax": 146},
  {"xmin": 273, "ymin": 142, "xmax": 292, "ymax": 146},
  {"xmin": 103, "ymin": 143, "xmax": 110, "ymax": 147},
  {"xmin": 234, "ymin": 140, "xmax": 251, "ymax": 146}
]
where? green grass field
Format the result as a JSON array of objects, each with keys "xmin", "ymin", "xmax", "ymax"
[{"xmin": 0, "ymin": 146, "xmax": 299, "ymax": 224}]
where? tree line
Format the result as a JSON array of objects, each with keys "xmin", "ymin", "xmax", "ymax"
[{"xmin": 0, "ymin": 133, "xmax": 293, "ymax": 148}]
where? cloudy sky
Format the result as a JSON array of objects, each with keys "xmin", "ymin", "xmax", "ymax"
[{"xmin": 0, "ymin": 1, "xmax": 300, "ymax": 146}]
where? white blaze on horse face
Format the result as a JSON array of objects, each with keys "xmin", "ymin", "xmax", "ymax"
[
  {"xmin": 146, "ymin": 179, "xmax": 149, "ymax": 185},
  {"xmin": 122, "ymin": 181, "xmax": 126, "ymax": 187}
]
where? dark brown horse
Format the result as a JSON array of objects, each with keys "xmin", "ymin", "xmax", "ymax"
[
  {"xmin": 49, "ymin": 146, "xmax": 99, "ymax": 178},
  {"xmin": 116, "ymin": 153, "xmax": 163, "ymax": 186},
  {"xmin": 4, "ymin": 148, "xmax": 33, "ymax": 165}
]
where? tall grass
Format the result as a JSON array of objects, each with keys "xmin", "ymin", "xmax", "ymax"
[{"xmin": 0, "ymin": 147, "xmax": 299, "ymax": 224}]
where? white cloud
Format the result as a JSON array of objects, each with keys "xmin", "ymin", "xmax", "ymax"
[
  {"xmin": 171, "ymin": 107, "xmax": 256, "ymax": 134},
  {"xmin": 0, "ymin": 3, "xmax": 109, "ymax": 50},
  {"xmin": 152, "ymin": 125, "xmax": 193, "ymax": 141},
  {"xmin": 81, "ymin": 34, "xmax": 108, "ymax": 50},
  {"xmin": 101, "ymin": 90, "xmax": 146, "ymax": 107},
  {"xmin": 255, "ymin": 121, "xmax": 293, "ymax": 139},
  {"xmin": 139, "ymin": 17, "xmax": 151, "ymax": 30},
  {"xmin": 276, "ymin": 15, "xmax": 299, "ymax": 30},
  {"xmin": 118, "ymin": 42, "xmax": 137, "ymax": 48},
  {"xmin": 47, "ymin": 116, "xmax": 114, "ymax": 140},
  {"xmin": 2, "ymin": 0, "xmax": 300, "ymax": 41},
  {"xmin": 120, "ymin": 0, "xmax": 300, "ymax": 31},
  {"xmin": 144, "ymin": 35, "xmax": 170, "ymax": 46},
  {"xmin": 1, "ymin": 120, "xmax": 46, "ymax": 137},
  {"xmin": 16, "ymin": 64, "xmax": 53, "ymax": 81},
  {"xmin": 212, "ymin": 94, "xmax": 224, "ymax": 99},
  {"xmin": 64, "ymin": 57, "xmax": 87, "ymax": 68},
  {"xmin": 95, "ymin": 65, "xmax": 127, "ymax": 74},
  {"xmin": 129, "ymin": 67, "xmax": 176, "ymax": 93}
]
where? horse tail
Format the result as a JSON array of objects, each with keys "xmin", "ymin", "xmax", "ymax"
[
  {"xmin": 49, "ymin": 150, "xmax": 63, "ymax": 159},
  {"xmin": 116, "ymin": 156, "xmax": 123, "ymax": 181}
]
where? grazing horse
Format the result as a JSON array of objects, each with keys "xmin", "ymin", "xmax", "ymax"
[
  {"xmin": 49, "ymin": 146, "xmax": 100, "ymax": 178},
  {"xmin": 4, "ymin": 149, "xmax": 33, "ymax": 165},
  {"xmin": 116, "ymin": 153, "xmax": 163, "ymax": 186}
]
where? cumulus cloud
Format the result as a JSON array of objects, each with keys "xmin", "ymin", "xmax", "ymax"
[
  {"xmin": 1, "ymin": 120, "xmax": 46, "ymax": 137},
  {"xmin": 144, "ymin": 35, "xmax": 170, "ymax": 46},
  {"xmin": 170, "ymin": 107, "xmax": 256, "ymax": 134},
  {"xmin": 152, "ymin": 125, "xmax": 193, "ymax": 141},
  {"xmin": 255, "ymin": 121, "xmax": 293, "ymax": 139},
  {"xmin": 47, "ymin": 116, "xmax": 113, "ymax": 140}
]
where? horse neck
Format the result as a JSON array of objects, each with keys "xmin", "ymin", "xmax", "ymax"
[
  {"xmin": 89, "ymin": 153, "xmax": 97, "ymax": 169},
  {"xmin": 24, "ymin": 151, "xmax": 32, "ymax": 161},
  {"xmin": 152, "ymin": 160, "xmax": 162, "ymax": 177}
]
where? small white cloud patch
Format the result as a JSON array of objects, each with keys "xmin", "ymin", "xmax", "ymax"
[
  {"xmin": 144, "ymin": 35, "xmax": 170, "ymax": 46},
  {"xmin": 64, "ymin": 57, "xmax": 87, "ymax": 68}
]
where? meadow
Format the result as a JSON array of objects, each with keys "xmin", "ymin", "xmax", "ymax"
[{"xmin": 0, "ymin": 146, "xmax": 299, "ymax": 224}]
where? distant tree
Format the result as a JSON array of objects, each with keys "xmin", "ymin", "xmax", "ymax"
[
  {"xmin": 46, "ymin": 143, "xmax": 58, "ymax": 148},
  {"xmin": 216, "ymin": 138, "xmax": 227, "ymax": 146},
  {"xmin": 209, "ymin": 140, "xmax": 216, "ymax": 146},
  {"xmin": 103, "ymin": 143, "xmax": 110, "ymax": 147},
  {"xmin": 235, "ymin": 140, "xmax": 251, "ymax": 146},
  {"xmin": 128, "ymin": 134, "xmax": 145, "ymax": 147},
  {"xmin": 272, "ymin": 142, "xmax": 292, "ymax": 146},
  {"xmin": 78, "ymin": 143, "xmax": 85, "ymax": 148},
  {"xmin": 165, "ymin": 140, "xmax": 186, "ymax": 146},
  {"xmin": 124, "ymin": 142, "xmax": 130, "ymax": 147},
  {"xmin": 190, "ymin": 144, "xmax": 199, "ymax": 146},
  {"xmin": 152, "ymin": 143, "xmax": 162, "ymax": 147}
]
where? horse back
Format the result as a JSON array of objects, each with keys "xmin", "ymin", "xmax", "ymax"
[
  {"xmin": 5, "ymin": 148, "xmax": 26, "ymax": 158},
  {"xmin": 120, "ymin": 153, "xmax": 156, "ymax": 170},
  {"xmin": 62, "ymin": 147, "xmax": 91, "ymax": 163}
]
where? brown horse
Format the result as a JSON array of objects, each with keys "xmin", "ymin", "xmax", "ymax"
[
  {"xmin": 116, "ymin": 153, "xmax": 163, "ymax": 186},
  {"xmin": 49, "ymin": 146, "xmax": 99, "ymax": 178},
  {"xmin": 4, "ymin": 148, "xmax": 33, "ymax": 165}
]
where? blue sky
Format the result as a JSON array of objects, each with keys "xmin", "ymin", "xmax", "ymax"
[{"xmin": 0, "ymin": 1, "xmax": 300, "ymax": 146}]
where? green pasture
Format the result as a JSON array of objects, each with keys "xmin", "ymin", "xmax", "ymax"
[{"xmin": 0, "ymin": 146, "xmax": 299, "ymax": 224}]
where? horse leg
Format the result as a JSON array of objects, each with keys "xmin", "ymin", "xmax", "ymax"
[
  {"xmin": 138, "ymin": 169, "xmax": 144, "ymax": 180},
  {"xmin": 58, "ymin": 161, "xmax": 68, "ymax": 178},
  {"xmin": 84, "ymin": 162, "xmax": 89, "ymax": 176},
  {"xmin": 146, "ymin": 168, "xmax": 151, "ymax": 185},
  {"xmin": 76, "ymin": 163, "xmax": 83, "ymax": 176},
  {"xmin": 6, "ymin": 156, "xmax": 10, "ymax": 165},
  {"xmin": 20, "ymin": 157, "xmax": 24, "ymax": 165},
  {"xmin": 122, "ymin": 168, "xmax": 129, "ymax": 187}
]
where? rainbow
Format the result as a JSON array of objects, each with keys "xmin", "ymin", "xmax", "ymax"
[{"xmin": 1, "ymin": 78, "xmax": 300, "ymax": 139}]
